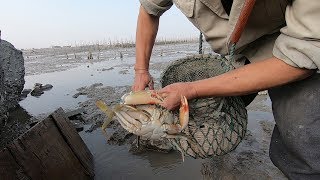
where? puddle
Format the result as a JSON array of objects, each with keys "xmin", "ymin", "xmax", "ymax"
[
  {"xmin": 20, "ymin": 52, "xmax": 190, "ymax": 116},
  {"xmin": 80, "ymin": 126, "xmax": 207, "ymax": 180},
  {"xmin": 77, "ymin": 95, "xmax": 285, "ymax": 180}
]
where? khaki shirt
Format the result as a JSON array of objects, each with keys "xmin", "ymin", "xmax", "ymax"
[{"xmin": 140, "ymin": 0, "xmax": 320, "ymax": 71}]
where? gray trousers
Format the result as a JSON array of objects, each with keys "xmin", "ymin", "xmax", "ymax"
[{"xmin": 269, "ymin": 73, "xmax": 320, "ymax": 180}]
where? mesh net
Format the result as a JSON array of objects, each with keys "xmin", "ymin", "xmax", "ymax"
[{"xmin": 160, "ymin": 54, "xmax": 247, "ymax": 158}]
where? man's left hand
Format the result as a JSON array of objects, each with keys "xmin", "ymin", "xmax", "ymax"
[{"xmin": 158, "ymin": 82, "xmax": 197, "ymax": 110}]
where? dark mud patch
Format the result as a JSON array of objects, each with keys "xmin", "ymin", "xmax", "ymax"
[
  {"xmin": 0, "ymin": 106, "xmax": 33, "ymax": 149},
  {"xmin": 201, "ymin": 130, "xmax": 285, "ymax": 180},
  {"xmin": 246, "ymin": 94, "xmax": 272, "ymax": 113}
]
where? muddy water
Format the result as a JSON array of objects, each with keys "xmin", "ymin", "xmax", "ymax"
[
  {"xmin": 79, "ymin": 97, "xmax": 284, "ymax": 180},
  {"xmin": 80, "ymin": 126, "xmax": 207, "ymax": 180},
  {"xmin": 80, "ymin": 107, "xmax": 281, "ymax": 180},
  {"xmin": 20, "ymin": 53, "xmax": 185, "ymax": 116}
]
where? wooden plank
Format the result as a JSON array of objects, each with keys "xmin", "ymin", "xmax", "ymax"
[
  {"xmin": 51, "ymin": 108, "xmax": 94, "ymax": 176},
  {"xmin": 0, "ymin": 148, "xmax": 24, "ymax": 180},
  {"xmin": 7, "ymin": 117, "xmax": 90, "ymax": 179}
]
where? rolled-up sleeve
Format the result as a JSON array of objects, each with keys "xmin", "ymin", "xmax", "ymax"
[
  {"xmin": 273, "ymin": 0, "xmax": 320, "ymax": 70},
  {"xmin": 140, "ymin": 0, "xmax": 173, "ymax": 16}
]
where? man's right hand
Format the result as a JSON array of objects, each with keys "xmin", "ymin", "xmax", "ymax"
[
  {"xmin": 133, "ymin": 6, "xmax": 159, "ymax": 91},
  {"xmin": 132, "ymin": 69, "xmax": 154, "ymax": 91}
]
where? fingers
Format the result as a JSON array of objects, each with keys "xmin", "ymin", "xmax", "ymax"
[
  {"xmin": 157, "ymin": 86, "xmax": 168, "ymax": 94},
  {"xmin": 148, "ymin": 77, "xmax": 154, "ymax": 90},
  {"xmin": 161, "ymin": 97, "xmax": 180, "ymax": 110},
  {"xmin": 131, "ymin": 72, "xmax": 153, "ymax": 91},
  {"xmin": 158, "ymin": 92, "xmax": 181, "ymax": 110},
  {"xmin": 159, "ymin": 92, "xmax": 168, "ymax": 99},
  {"xmin": 132, "ymin": 82, "xmax": 146, "ymax": 92},
  {"xmin": 157, "ymin": 83, "xmax": 189, "ymax": 110}
]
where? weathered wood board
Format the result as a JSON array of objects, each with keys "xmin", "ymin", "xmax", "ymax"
[{"xmin": 0, "ymin": 108, "xmax": 94, "ymax": 180}]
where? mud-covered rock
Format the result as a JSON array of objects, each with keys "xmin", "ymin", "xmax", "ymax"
[
  {"xmin": 0, "ymin": 40, "xmax": 25, "ymax": 125},
  {"xmin": 0, "ymin": 57, "xmax": 5, "ymax": 125},
  {"xmin": 30, "ymin": 83, "xmax": 53, "ymax": 97},
  {"xmin": 41, "ymin": 84, "xmax": 53, "ymax": 91},
  {"xmin": 30, "ymin": 86, "xmax": 44, "ymax": 96},
  {"xmin": 20, "ymin": 89, "xmax": 32, "ymax": 99},
  {"xmin": 0, "ymin": 105, "xmax": 31, "ymax": 149}
]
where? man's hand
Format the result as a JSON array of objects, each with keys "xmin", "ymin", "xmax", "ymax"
[
  {"xmin": 133, "ymin": 6, "xmax": 159, "ymax": 91},
  {"xmin": 132, "ymin": 70, "xmax": 154, "ymax": 91},
  {"xmin": 158, "ymin": 82, "xmax": 198, "ymax": 110}
]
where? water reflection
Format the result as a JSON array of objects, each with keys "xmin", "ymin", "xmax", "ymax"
[
  {"xmin": 79, "ymin": 96, "xmax": 285, "ymax": 180},
  {"xmin": 80, "ymin": 126, "xmax": 207, "ymax": 180},
  {"xmin": 19, "ymin": 62, "xmax": 132, "ymax": 116},
  {"xmin": 19, "ymin": 53, "xmax": 186, "ymax": 116}
]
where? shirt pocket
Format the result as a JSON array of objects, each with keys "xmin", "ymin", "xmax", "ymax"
[
  {"xmin": 174, "ymin": 0, "xmax": 196, "ymax": 17},
  {"xmin": 198, "ymin": 0, "xmax": 228, "ymax": 19}
]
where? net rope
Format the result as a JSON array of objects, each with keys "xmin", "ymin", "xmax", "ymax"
[{"xmin": 160, "ymin": 53, "xmax": 247, "ymax": 158}]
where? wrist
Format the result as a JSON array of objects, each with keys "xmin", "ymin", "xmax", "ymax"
[
  {"xmin": 134, "ymin": 67, "xmax": 149, "ymax": 74},
  {"xmin": 186, "ymin": 82, "xmax": 199, "ymax": 99}
]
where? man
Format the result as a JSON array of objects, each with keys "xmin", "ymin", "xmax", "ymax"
[{"xmin": 132, "ymin": 0, "xmax": 320, "ymax": 179}]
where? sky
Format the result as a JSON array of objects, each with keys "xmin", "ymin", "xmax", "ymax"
[{"xmin": 0, "ymin": 0, "xmax": 199, "ymax": 49}]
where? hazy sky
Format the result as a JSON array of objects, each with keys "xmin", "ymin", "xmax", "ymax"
[{"xmin": 0, "ymin": 0, "xmax": 199, "ymax": 49}]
